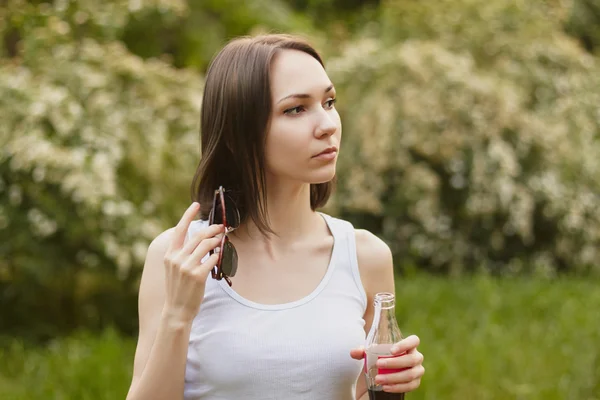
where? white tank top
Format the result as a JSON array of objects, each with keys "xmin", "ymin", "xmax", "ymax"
[{"xmin": 183, "ymin": 213, "xmax": 368, "ymax": 400}]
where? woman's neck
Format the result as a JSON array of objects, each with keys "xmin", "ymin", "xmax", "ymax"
[{"xmin": 234, "ymin": 182, "xmax": 321, "ymax": 246}]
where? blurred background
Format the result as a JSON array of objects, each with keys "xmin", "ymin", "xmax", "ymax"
[{"xmin": 1, "ymin": 0, "xmax": 599, "ymax": 399}]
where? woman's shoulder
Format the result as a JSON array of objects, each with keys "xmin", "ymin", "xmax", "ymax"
[
  {"xmin": 354, "ymin": 227, "xmax": 395, "ymax": 295},
  {"xmin": 354, "ymin": 229, "xmax": 393, "ymax": 273},
  {"xmin": 146, "ymin": 227, "xmax": 176, "ymax": 259}
]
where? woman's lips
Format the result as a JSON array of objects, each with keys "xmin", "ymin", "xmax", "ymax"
[{"xmin": 312, "ymin": 150, "xmax": 337, "ymax": 161}]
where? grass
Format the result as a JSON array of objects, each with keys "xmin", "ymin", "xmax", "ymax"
[
  {"xmin": 399, "ymin": 274, "xmax": 600, "ymax": 400},
  {"xmin": 0, "ymin": 329, "xmax": 135, "ymax": 400},
  {"xmin": 1, "ymin": 274, "xmax": 599, "ymax": 400}
]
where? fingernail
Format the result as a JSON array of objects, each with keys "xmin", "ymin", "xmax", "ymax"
[
  {"xmin": 375, "ymin": 375, "xmax": 384, "ymax": 384},
  {"xmin": 377, "ymin": 360, "xmax": 387, "ymax": 368},
  {"xmin": 391, "ymin": 346, "xmax": 399, "ymax": 353}
]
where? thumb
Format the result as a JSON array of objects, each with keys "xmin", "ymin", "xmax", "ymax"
[{"xmin": 350, "ymin": 346, "xmax": 365, "ymax": 360}]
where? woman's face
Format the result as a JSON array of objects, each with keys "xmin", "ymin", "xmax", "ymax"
[{"xmin": 265, "ymin": 49, "xmax": 341, "ymax": 185}]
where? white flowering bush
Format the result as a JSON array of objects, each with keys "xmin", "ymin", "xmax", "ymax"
[
  {"xmin": 0, "ymin": 0, "xmax": 203, "ymax": 337},
  {"xmin": 327, "ymin": 0, "xmax": 600, "ymax": 276}
]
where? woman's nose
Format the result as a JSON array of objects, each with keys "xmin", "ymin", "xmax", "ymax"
[{"xmin": 315, "ymin": 110, "xmax": 337, "ymax": 138}]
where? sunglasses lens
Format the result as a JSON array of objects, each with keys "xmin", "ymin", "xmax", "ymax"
[
  {"xmin": 212, "ymin": 201, "xmax": 224, "ymax": 225},
  {"xmin": 225, "ymin": 198, "xmax": 240, "ymax": 228},
  {"xmin": 221, "ymin": 240, "xmax": 238, "ymax": 277}
]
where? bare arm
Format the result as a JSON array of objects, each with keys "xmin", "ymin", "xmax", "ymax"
[
  {"xmin": 126, "ymin": 203, "xmax": 223, "ymax": 400},
  {"xmin": 352, "ymin": 229, "xmax": 425, "ymax": 396},
  {"xmin": 126, "ymin": 228, "xmax": 190, "ymax": 400},
  {"xmin": 353, "ymin": 229, "xmax": 396, "ymax": 400}
]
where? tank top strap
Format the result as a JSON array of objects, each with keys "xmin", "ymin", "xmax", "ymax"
[{"xmin": 319, "ymin": 213, "xmax": 368, "ymax": 311}]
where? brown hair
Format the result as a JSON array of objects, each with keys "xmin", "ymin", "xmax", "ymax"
[{"xmin": 190, "ymin": 34, "xmax": 335, "ymax": 236}]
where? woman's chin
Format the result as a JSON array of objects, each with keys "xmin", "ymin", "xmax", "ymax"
[{"xmin": 308, "ymin": 167, "xmax": 337, "ymax": 184}]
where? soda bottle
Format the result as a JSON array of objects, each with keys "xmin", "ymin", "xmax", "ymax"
[{"xmin": 364, "ymin": 292, "xmax": 406, "ymax": 400}]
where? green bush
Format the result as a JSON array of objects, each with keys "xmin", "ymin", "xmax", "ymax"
[{"xmin": 565, "ymin": 0, "xmax": 600, "ymax": 54}]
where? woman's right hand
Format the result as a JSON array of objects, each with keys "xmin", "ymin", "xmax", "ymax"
[{"xmin": 162, "ymin": 202, "xmax": 224, "ymax": 324}]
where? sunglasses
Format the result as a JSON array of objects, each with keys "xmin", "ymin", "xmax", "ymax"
[{"xmin": 208, "ymin": 186, "xmax": 240, "ymax": 286}]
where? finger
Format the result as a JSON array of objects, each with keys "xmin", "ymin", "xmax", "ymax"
[
  {"xmin": 382, "ymin": 377, "xmax": 422, "ymax": 394},
  {"xmin": 349, "ymin": 346, "xmax": 365, "ymax": 360},
  {"xmin": 376, "ymin": 365, "xmax": 425, "ymax": 386},
  {"xmin": 169, "ymin": 202, "xmax": 200, "ymax": 251},
  {"xmin": 391, "ymin": 335, "xmax": 420, "ymax": 355},
  {"xmin": 195, "ymin": 252, "xmax": 220, "ymax": 277},
  {"xmin": 376, "ymin": 351, "xmax": 423, "ymax": 370},
  {"xmin": 188, "ymin": 236, "xmax": 223, "ymax": 266},
  {"xmin": 182, "ymin": 224, "xmax": 224, "ymax": 255}
]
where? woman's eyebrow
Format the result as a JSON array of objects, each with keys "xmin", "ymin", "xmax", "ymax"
[{"xmin": 277, "ymin": 84, "xmax": 335, "ymax": 104}]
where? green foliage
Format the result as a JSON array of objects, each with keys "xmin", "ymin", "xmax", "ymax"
[
  {"xmin": 566, "ymin": 0, "xmax": 600, "ymax": 53},
  {"xmin": 122, "ymin": 0, "xmax": 315, "ymax": 71},
  {"xmin": 284, "ymin": 0, "xmax": 382, "ymax": 36},
  {"xmin": 0, "ymin": 0, "xmax": 187, "ymax": 52},
  {"xmin": 377, "ymin": 0, "xmax": 570, "ymax": 51},
  {"xmin": 1, "ymin": 277, "xmax": 598, "ymax": 399}
]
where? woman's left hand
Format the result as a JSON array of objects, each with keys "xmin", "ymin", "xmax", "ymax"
[
  {"xmin": 351, "ymin": 334, "xmax": 425, "ymax": 394},
  {"xmin": 375, "ymin": 335, "xmax": 425, "ymax": 393}
]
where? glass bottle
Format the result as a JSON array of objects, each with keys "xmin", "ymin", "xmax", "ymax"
[{"xmin": 364, "ymin": 292, "xmax": 406, "ymax": 400}]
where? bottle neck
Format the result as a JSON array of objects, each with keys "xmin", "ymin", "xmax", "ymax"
[
  {"xmin": 375, "ymin": 302, "xmax": 399, "ymax": 331},
  {"xmin": 375, "ymin": 292, "xmax": 395, "ymax": 310},
  {"xmin": 366, "ymin": 292, "xmax": 403, "ymax": 346}
]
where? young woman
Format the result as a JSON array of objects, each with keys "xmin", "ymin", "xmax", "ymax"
[{"xmin": 126, "ymin": 34, "xmax": 425, "ymax": 400}]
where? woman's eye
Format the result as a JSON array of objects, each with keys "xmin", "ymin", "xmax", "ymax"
[
  {"xmin": 284, "ymin": 99, "xmax": 336, "ymax": 115},
  {"xmin": 284, "ymin": 106, "xmax": 305, "ymax": 115}
]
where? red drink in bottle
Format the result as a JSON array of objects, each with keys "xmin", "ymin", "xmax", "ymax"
[{"xmin": 364, "ymin": 292, "xmax": 406, "ymax": 400}]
